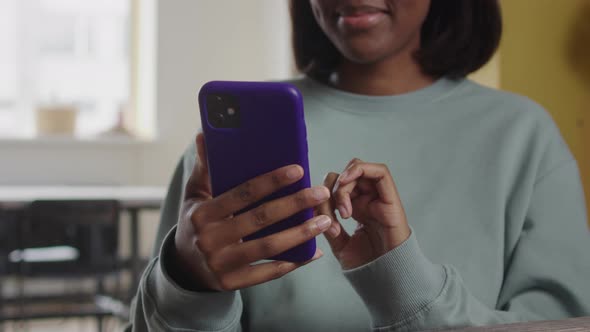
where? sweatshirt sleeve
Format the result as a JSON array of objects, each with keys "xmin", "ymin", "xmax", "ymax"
[
  {"xmin": 344, "ymin": 159, "xmax": 590, "ymax": 331},
  {"xmin": 127, "ymin": 146, "xmax": 244, "ymax": 332}
]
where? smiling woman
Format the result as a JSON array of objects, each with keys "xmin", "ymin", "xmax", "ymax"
[
  {"xmin": 336, "ymin": 5, "xmax": 392, "ymax": 30},
  {"xmin": 308, "ymin": 0, "xmax": 432, "ymax": 97},
  {"xmin": 293, "ymin": 0, "xmax": 501, "ymax": 88},
  {"xmin": 310, "ymin": 0, "xmax": 430, "ymax": 63},
  {"xmin": 127, "ymin": 1, "xmax": 590, "ymax": 331}
]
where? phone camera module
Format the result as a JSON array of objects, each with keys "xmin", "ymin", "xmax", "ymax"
[{"xmin": 207, "ymin": 94, "xmax": 240, "ymax": 129}]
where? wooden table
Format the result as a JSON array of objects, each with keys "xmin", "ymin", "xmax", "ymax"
[{"xmin": 0, "ymin": 185, "xmax": 167, "ymax": 300}]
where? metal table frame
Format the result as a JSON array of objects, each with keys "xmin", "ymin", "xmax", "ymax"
[{"xmin": 0, "ymin": 186, "xmax": 166, "ymax": 302}]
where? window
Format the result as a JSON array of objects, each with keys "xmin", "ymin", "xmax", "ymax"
[{"xmin": 0, "ymin": 0, "xmax": 134, "ymax": 138}]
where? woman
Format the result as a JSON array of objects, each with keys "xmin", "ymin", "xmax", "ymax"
[{"xmin": 129, "ymin": 1, "xmax": 590, "ymax": 331}]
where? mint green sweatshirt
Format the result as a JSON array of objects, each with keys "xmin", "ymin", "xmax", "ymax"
[{"xmin": 128, "ymin": 77, "xmax": 590, "ymax": 331}]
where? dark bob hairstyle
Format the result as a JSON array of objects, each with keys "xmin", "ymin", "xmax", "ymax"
[{"xmin": 290, "ymin": 0, "xmax": 502, "ymax": 81}]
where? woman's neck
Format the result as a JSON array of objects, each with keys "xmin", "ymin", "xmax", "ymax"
[{"xmin": 330, "ymin": 52, "xmax": 436, "ymax": 96}]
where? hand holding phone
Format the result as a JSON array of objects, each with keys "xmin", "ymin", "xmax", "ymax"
[
  {"xmin": 199, "ymin": 81, "xmax": 321, "ymax": 261},
  {"xmin": 171, "ymin": 134, "xmax": 331, "ymax": 291}
]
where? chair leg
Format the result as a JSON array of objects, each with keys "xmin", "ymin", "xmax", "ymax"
[
  {"xmin": 97, "ymin": 277, "xmax": 105, "ymax": 294},
  {"xmin": 0, "ymin": 279, "xmax": 3, "ymax": 332},
  {"xmin": 97, "ymin": 316, "xmax": 103, "ymax": 332}
]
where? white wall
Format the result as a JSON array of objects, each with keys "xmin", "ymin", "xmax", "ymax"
[
  {"xmin": 139, "ymin": 0, "xmax": 293, "ymax": 186},
  {"xmin": 0, "ymin": 0, "xmax": 293, "ymax": 187}
]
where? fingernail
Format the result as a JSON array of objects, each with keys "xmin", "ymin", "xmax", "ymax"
[
  {"xmin": 312, "ymin": 249, "xmax": 324, "ymax": 260},
  {"xmin": 312, "ymin": 186, "xmax": 330, "ymax": 200},
  {"xmin": 339, "ymin": 170, "xmax": 349, "ymax": 182},
  {"xmin": 337, "ymin": 205, "xmax": 348, "ymax": 218},
  {"xmin": 286, "ymin": 166, "xmax": 302, "ymax": 180},
  {"xmin": 315, "ymin": 215, "xmax": 331, "ymax": 231},
  {"xmin": 346, "ymin": 202, "xmax": 353, "ymax": 218},
  {"xmin": 327, "ymin": 224, "xmax": 339, "ymax": 238}
]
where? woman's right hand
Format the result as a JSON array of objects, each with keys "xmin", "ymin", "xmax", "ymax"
[{"xmin": 171, "ymin": 133, "xmax": 332, "ymax": 291}]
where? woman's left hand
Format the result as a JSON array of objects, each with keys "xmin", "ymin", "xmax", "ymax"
[{"xmin": 319, "ymin": 158, "xmax": 411, "ymax": 270}]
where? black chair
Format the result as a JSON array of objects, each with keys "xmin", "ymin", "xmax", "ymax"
[
  {"xmin": 0, "ymin": 200, "xmax": 126, "ymax": 331},
  {"xmin": 0, "ymin": 208, "xmax": 21, "ymax": 276}
]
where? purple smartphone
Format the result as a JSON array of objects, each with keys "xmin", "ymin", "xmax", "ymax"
[{"xmin": 198, "ymin": 81, "xmax": 315, "ymax": 262}]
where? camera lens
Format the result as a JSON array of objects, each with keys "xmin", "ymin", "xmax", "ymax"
[
  {"xmin": 211, "ymin": 112, "xmax": 224, "ymax": 125},
  {"xmin": 207, "ymin": 93, "xmax": 240, "ymax": 128}
]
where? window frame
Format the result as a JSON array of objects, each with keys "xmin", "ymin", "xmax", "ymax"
[{"xmin": 0, "ymin": 0, "xmax": 155, "ymax": 141}]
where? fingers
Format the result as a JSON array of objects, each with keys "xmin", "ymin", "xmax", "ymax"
[
  {"xmin": 206, "ymin": 186, "xmax": 330, "ymax": 248},
  {"xmin": 321, "ymin": 172, "xmax": 350, "ymax": 255},
  {"xmin": 185, "ymin": 133, "xmax": 213, "ymax": 200},
  {"xmin": 214, "ymin": 215, "xmax": 332, "ymax": 271},
  {"xmin": 337, "ymin": 160, "xmax": 397, "ymax": 204},
  {"xmin": 196, "ymin": 132, "xmax": 209, "ymax": 179},
  {"xmin": 334, "ymin": 177, "xmax": 380, "ymax": 219},
  {"xmin": 196, "ymin": 164, "xmax": 305, "ymax": 222},
  {"xmin": 214, "ymin": 249, "xmax": 323, "ymax": 291},
  {"xmin": 332, "ymin": 178, "xmax": 357, "ymax": 219},
  {"xmin": 332, "ymin": 160, "xmax": 399, "ymax": 218}
]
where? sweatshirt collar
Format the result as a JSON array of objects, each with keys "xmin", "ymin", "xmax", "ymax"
[{"xmin": 301, "ymin": 75, "xmax": 465, "ymax": 113}]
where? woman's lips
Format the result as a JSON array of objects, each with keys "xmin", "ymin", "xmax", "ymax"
[{"xmin": 337, "ymin": 8, "xmax": 389, "ymax": 31}]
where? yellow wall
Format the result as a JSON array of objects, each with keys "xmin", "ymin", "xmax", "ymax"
[{"xmin": 499, "ymin": 0, "xmax": 590, "ymax": 222}]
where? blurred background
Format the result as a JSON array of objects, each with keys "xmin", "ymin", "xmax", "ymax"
[{"xmin": 0, "ymin": 0, "xmax": 588, "ymax": 331}]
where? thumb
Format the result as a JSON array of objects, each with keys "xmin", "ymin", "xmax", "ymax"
[
  {"xmin": 320, "ymin": 172, "xmax": 350, "ymax": 255},
  {"xmin": 185, "ymin": 132, "xmax": 212, "ymax": 199}
]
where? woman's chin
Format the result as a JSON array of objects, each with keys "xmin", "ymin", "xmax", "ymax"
[
  {"xmin": 339, "ymin": 48, "xmax": 390, "ymax": 65},
  {"xmin": 334, "ymin": 36, "xmax": 400, "ymax": 65}
]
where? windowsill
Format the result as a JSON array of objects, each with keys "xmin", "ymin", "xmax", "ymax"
[{"xmin": 0, "ymin": 135, "xmax": 158, "ymax": 148}]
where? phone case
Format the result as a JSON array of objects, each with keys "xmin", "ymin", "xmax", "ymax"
[{"xmin": 198, "ymin": 81, "xmax": 315, "ymax": 262}]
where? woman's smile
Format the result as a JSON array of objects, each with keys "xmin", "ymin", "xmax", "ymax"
[{"xmin": 336, "ymin": 4, "xmax": 391, "ymax": 31}]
